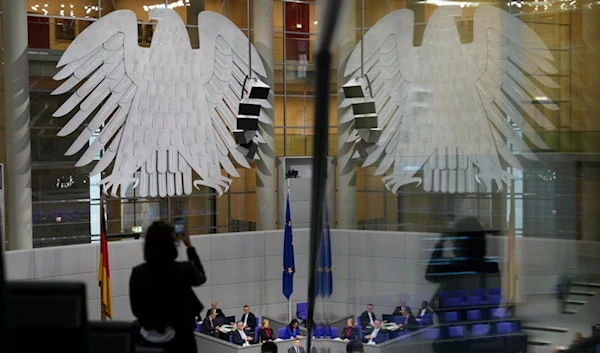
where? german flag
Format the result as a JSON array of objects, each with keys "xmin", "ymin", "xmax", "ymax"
[{"xmin": 98, "ymin": 192, "xmax": 112, "ymax": 319}]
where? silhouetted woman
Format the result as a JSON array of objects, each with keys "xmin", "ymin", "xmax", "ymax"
[{"xmin": 130, "ymin": 221, "xmax": 206, "ymax": 353}]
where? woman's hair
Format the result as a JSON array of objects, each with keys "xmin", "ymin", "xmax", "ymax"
[
  {"xmin": 144, "ymin": 221, "xmax": 177, "ymax": 264},
  {"xmin": 347, "ymin": 317, "xmax": 355, "ymax": 326},
  {"xmin": 262, "ymin": 319, "xmax": 269, "ymax": 327},
  {"xmin": 289, "ymin": 319, "xmax": 299, "ymax": 328}
]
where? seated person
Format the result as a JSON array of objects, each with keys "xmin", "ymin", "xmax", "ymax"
[
  {"xmin": 416, "ymin": 301, "xmax": 433, "ymax": 319},
  {"xmin": 359, "ymin": 304, "xmax": 377, "ymax": 331},
  {"xmin": 285, "ymin": 319, "xmax": 304, "ymax": 339},
  {"xmin": 363, "ymin": 320, "xmax": 386, "ymax": 344},
  {"xmin": 232, "ymin": 321, "xmax": 254, "ymax": 346},
  {"xmin": 258, "ymin": 319, "xmax": 276, "ymax": 342},
  {"xmin": 398, "ymin": 308, "xmax": 417, "ymax": 331},
  {"xmin": 340, "ymin": 318, "xmax": 360, "ymax": 341},
  {"xmin": 201, "ymin": 311, "xmax": 220, "ymax": 338},
  {"xmin": 392, "ymin": 300, "xmax": 410, "ymax": 315},
  {"xmin": 206, "ymin": 301, "xmax": 225, "ymax": 319},
  {"xmin": 241, "ymin": 305, "xmax": 257, "ymax": 331}
]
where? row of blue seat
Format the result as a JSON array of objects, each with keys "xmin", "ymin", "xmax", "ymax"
[
  {"xmin": 442, "ymin": 308, "xmax": 509, "ymax": 323},
  {"xmin": 443, "ymin": 295, "xmax": 502, "ymax": 308},
  {"xmin": 421, "ymin": 322, "xmax": 519, "ymax": 340}
]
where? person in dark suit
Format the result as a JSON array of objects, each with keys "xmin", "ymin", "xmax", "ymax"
[
  {"xmin": 201, "ymin": 311, "xmax": 220, "ymax": 337},
  {"xmin": 129, "ymin": 221, "xmax": 207, "ymax": 353},
  {"xmin": 392, "ymin": 300, "xmax": 410, "ymax": 315},
  {"xmin": 241, "ymin": 305, "xmax": 257, "ymax": 331},
  {"xmin": 205, "ymin": 301, "xmax": 225, "ymax": 319},
  {"xmin": 232, "ymin": 321, "xmax": 254, "ymax": 346},
  {"xmin": 287, "ymin": 338, "xmax": 306, "ymax": 353},
  {"xmin": 257, "ymin": 319, "xmax": 275, "ymax": 342},
  {"xmin": 363, "ymin": 320, "xmax": 386, "ymax": 344},
  {"xmin": 416, "ymin": 301, "xmax": 433, "ymax": 319},
  {"xmin": 285, "ymin": 319, "xmax": 303, "ymax": 339},
  {"xmin": 340, "ymin": 318, "xmax": 360, "ymax": 341},
  {"xmin": 359, "ymin": 304, "xmax": 377, "ymax": 330},
  {"xmin": 398, "ymin": 308, "xmax": 418, "ymax": 332}
]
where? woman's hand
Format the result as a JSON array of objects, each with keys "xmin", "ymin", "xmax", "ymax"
[{"xmin": 181, "ymin": 231, "xmax": 192, "ymax": 248}]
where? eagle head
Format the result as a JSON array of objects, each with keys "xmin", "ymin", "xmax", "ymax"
[{"xmin": 148, "ymin": 7, "xmax": 181, "ymax": 22}]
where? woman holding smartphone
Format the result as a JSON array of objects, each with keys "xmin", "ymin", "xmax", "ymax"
[{"xmin": 130, "ymin": 221, "xmax": 207, "ymax": 353}]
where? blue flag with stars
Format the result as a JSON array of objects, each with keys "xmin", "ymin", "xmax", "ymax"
[
  {"xmin": 282, "ymin": 193, "xmax": 295, "ymax": 299},
  {"xmin": 316, "ymin": 207, "xmax": 333, "ymax": 297}
]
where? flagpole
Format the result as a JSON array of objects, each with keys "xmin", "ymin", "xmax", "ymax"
[
  {"xmin": 287, "ymin": 178, "xmax": 292, "ymax": 323},
  {"xmin": 100, "ymin": 188, "xmax": 106, "ymax": 321}
]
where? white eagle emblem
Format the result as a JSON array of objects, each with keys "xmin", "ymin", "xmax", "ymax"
[
  {"xmin": 342, "ymin": 6, "xmax": 559, "ymax": 193},
  {"xmin": 51, "ymin": 9, "xmax": 269, "ymax": 197}
]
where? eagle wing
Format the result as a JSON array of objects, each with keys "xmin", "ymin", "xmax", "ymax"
[
  {"xmin": 52, "ymin": 10, "xmax": 142, "ymax": 182},
  {"xmin": 342, "ymin": 10, "xmax": 419, "ymax": 193},
  {"xmin": 470, "ymin": 6, "xmax": 559, "ymax": 189},
  {"xmin": 195, "ymin": 11, "xmax": 269, "ymax": 176}
]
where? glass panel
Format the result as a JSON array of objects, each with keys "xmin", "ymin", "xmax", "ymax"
[
  {"xmin": 285, "ymin": 127, "xmax": 312, "ymax": 156},
  {"xmin": 285, "ymin": 96, "xmax": 314, "ymax": 127}
]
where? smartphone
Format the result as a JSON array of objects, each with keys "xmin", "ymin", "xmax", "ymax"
[{"xmin": 174, "ymin": 217, "xmax": 185, "ymax": 237}]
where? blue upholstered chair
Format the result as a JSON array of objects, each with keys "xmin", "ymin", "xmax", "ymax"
[
  {"xmin": 448, "ymin": 325, "xmax": 465, "ymax": 338},
  {"xmin": 471, "ymin": 324, "xmax": 491, "ymax": 336},
  {"xmin": 466, "ymin": 309, "xmax": 481, "ymax": 321}
]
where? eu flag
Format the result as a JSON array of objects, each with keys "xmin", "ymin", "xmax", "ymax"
[
  {"xmin": 316, "ymin": 207, "xmax": 333, "ymax": 297},
  {"xmin": 282, "ymin": 193, "xmax": 295, "ymax": 299}
]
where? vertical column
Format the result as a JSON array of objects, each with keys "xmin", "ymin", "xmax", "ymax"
[
  {"xmin": 336, "ymin": 3, "xmax": 357, "ymax": 229},
  {"xmin": 2, "ymin": 0, "xmax": 32, "ymax": 250},
  {"xmin": 254, "ymin": 0, "xmax": 276, "ymax": 230}
]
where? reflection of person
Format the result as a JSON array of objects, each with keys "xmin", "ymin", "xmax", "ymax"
[
  {"xmin": 285, "ymin": 319, "xmax": 304, "ymax": 339},
  {"xmin": 130, "ymin": 221, "xmax": 207, "ymax": 353},
  {"xmin": 426, "ymin": 217, "xmax": 501, "ymax": 312},
  {"xmin": 287, "ymin": 338, "xmax": 306, "ymax": 353},
  {"xmin": 258, "ymin": 319, "xmax": 275, "ymax": 342},
  {"xmin": 340, "ymin": 318, "xmax": 360, "ymax": 341}
]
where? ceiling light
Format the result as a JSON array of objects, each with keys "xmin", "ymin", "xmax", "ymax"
[
  {"xmin": 296, "ymin": 23, "xmax": 302, "ymax": 29},
  {"xmin": 313, "ymin": 20, "xmax": 318, "ymax": 25}
]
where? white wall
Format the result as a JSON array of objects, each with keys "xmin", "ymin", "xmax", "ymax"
[{"xmin": 3, "ymin": 229, "xmax": 587, "ymax": 322}]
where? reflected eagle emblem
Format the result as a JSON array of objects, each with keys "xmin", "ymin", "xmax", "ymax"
[
  {"xmin": 342, "ymin": 6, "xmax": 558, "ymax": 193},
  {"xmin": 51, "ymin": 9, "xmax": 269, "ymax": 197}
]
